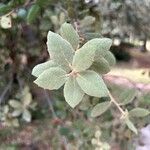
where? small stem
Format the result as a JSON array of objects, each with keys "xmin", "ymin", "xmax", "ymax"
[
  {"xmin": 44, "ymin": 90, "xmax": 57, "ymax": 118},
  {"xmin": 0, "ymin": 79, "xmax": 13, "ymax": 104},
  {"xmin": 108, "ymin": 91, "xmax": 126, "ymax": 116}
]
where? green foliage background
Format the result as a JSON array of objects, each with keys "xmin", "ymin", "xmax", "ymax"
[{"xmin": 0, "ymin": 0, "xmax": 150, "ymax": 149}]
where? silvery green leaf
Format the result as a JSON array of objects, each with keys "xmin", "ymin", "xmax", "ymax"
[
  {"xmin": 72, "ymin": 38, "xmax": 112, "ymax": 72},
  {"xmin": 9, "ymin": 100, "xmax": 22, "ymax": 108},
  {"xmin": 34, "ymin": 67, "xmax": 67, "ymax": 90},
  {"xmin": 91, "ymin": 57, "xmax": 110, "ymax": 74},
  {"xmin": 129, "ymin": 108, "xmax": 150, "ymax": 118},
  {"xmin": 64, "ymin": 76, "xmax": 84, "ymax": 108},
  {"xmin": 47, "ymin": 31, "xmax": 74, "ymax": 72},
  {"xmin": 91, "ymin": 101, "xmax": 111, "ymax": 117},
  {"xmin": 60, "ymin": 22, "xmax": 79, "ymax": 50},
  {"xmin": 22, "ymin": 109, "xmax": 31, "ymax": 122},
  {"xmin": 125, "ymin": 118, "xmax": 137, "ymax": 134},
  {"xmin": 76, "ymin": 70, "xmax": 108, "ymax": 97},
  {"xmin": 32, "ymin": 60, "xmax": 58, "ymax": 77},
  {"xmin": 12, "ymin": 109, "xmax": 22, "ymax": 117},
  {"xmin": 88, "ymin": 38, "xmax": 112, "ymax": 58},
  {"xmin": 72, "ymin": 42, "xmax": 96, "ymax": 72},
  {"xmin": 104, "ymin": 51, "xmax": 116, "ymax": 66},
  {"xmin": 118, "ymin": 89, "xmax": 137, "ymax": 106}
]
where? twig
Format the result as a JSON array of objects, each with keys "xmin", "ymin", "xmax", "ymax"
[
  {"xmin": 16, "ymin": 75, "xmax": 23, "ymax": 93},
  {"xmin": 44, "ymin": 90, "xmax": 57, "ymax": 118},
  {"xmin": 0, "ymin": 79, "xmax": 13, "ymax": 104},
  {"xmin": 108, "ymin": 91, "xmax": 126, "ymax": 116}
]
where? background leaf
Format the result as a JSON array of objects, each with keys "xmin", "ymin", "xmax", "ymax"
[
  {"xmin": 23, "ymin": 93, "xmax": 32, "ymax": 106},
  {"xmin": 27, "ymin": 4, "xmax": 40, "ymax": 24},
  {"xmin": 0, "ymin": 15, "xmax": 11, "ymax": 29},
  {"xmin": 118, "ymin": 88, "xmax": 137, "ymax": 105},
  {"xmin": 0, "ymin": 4, "xmax": 11, "ymax": 16},
  {"xmin": 80, "ymin": 16, "xmax": 95, "ymax": 27},
  {"xmin": 9, "ymin": 100, "xmax": 22, "ymax": 108},
  {"xmin": 12, "ymin": 109, "xmax": 22, "ymax": 117},
  {"xmin": 129, "ymin": 108, "xmax": 150, "ymax": 117},
  {"xmin": 125, "ymin": 118, "xmax": 138, "ymax": 134},
  {"xmin": 22, "ymin": 109, "xmax": 31, "ymax": 122},
  {"xmin": 91, "ymin": 101, "xmax": 111, "ymax": 117}
]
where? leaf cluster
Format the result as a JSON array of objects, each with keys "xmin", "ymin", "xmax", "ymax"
[
  {"xmin": 0, "ymin": 86, "xmax": 36, "ymax": 127},
  {"xmin": 32, "ymin": 22, "xmax": 115, "ymax": 108}
]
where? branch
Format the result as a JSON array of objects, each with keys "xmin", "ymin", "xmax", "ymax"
[
  {"xmin": 0, "ymin": 79, "xmax": 13, "ymax": 104},
  {"xmin": 108, "ymin": 91, "xmax": 126, "ymax": 117},
  {"xmin": 44, "ymin": 90, "xmax": 57, "ymax": 118}
]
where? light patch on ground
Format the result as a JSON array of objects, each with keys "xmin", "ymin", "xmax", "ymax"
[{"xmin": 109, "ymin": 68, "xmax": 150, "ymax": 83}]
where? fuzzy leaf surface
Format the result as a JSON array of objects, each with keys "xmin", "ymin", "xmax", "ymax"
[
  {"xmin": 47, "ymin": 31, "xmax": 74, "ymax": 72},
  {"xmin": 60, "ymin": 22, "xmax": 79, "ymax": 50},
  {"xmin": 34, "ymin": 67, "xmax": 67, "ymax": 90},
  {"xmin": 91, "ymin": 38, "xmax": 112, "ymax": 59},
  {"xmin": 64, "ymin": 76, "xmax": 84, "ymax": 108},
  {"xmin": 118, "ymin": 88, "xmax": 137, "ymax": 105},
  {"xmin": 32, "ymin": 60, "xmax": 58, "ymax": 77},
  {"xmin": 91, "ymin": 57, "xmax": 110, "ymax": 74},
  {"xmin": 104, "ymin": 51, "xmax": 116, "ymax": 66},
  {"xmin": 76, "ymin": 70, "xmax": 108, "ymax": 97},
  {"xmin": 72, "ymin": 42, "xmax": 97, "ymax": 72}
]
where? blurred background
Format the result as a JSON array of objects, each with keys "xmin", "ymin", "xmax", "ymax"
[{"xmin": 0, "ymin": 0, "xmax": 150, "ymax": 149}]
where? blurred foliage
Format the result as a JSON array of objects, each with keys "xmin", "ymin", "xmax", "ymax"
[
  {"xmin": 0, "ymin": 86, "xmax": 36, "ymax": 127},
  {"xmin": 0, "ymin": 0, "xmax": 150, "ymax": 149}
]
